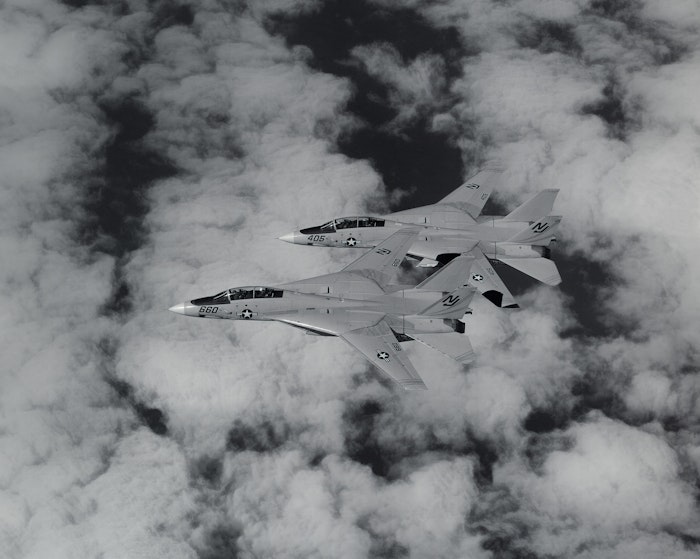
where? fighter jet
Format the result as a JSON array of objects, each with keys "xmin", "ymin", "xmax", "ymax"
[
  {"xmin": 278, "ymin": 166, "xmax": 562, "ymax": 309},
  {"xmin": 169, "ymin": 229, "xmax": 478, "ymax": 390}
]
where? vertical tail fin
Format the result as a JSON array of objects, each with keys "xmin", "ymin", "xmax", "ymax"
[
  {"xmin": 502, "ymin": 189, "xmax": 559, "ymax": 222},
  {"xmin": 417, "ymin": 286, "xmax": 477, "ymax": 319},
  {"xmin": 414, "ymin": 255, "xmax": 477, "ymax": 318},
  {"xmin": 506, "ymin": 215, "xmax": 561, "ymax": 245}
]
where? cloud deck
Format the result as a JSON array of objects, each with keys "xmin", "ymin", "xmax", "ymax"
[{"xmin": 1, "ymin": 1, "xmax": 699, "ymax": 558}]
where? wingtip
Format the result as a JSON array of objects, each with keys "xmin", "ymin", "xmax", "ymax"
[
  {"xmin": 401, "ymin": 380, "xmax": 428, "ymax": 391},
  {"xmin": 455, "ymin": 350, "xmax": 476, "ymax": 364}
]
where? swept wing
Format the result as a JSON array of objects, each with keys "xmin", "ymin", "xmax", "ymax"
[
  {"xmin": 268, "ymin": 309, "xmax": 426, "ymax": 389},
  {"xmin": 341, "ymin": 227, "xmax": 420, "ymax": 289},
  {"xmin": 341, "ymin": 319, "xmax": 427, "ymax": 390},
  {"xmin": 437, "ymin": 165, "xmax": 503, "ymax": 218}
]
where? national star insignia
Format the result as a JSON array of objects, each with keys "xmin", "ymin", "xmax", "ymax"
[
  {"xmin": 471, "ymin": 274, "xmax": 484, "ymax": 282},
  {"xmin": 345, "ymin": 237, "xmax": 357, "ymax": 247},
  {"xmin": 377, "ymin": 351, "xmax": 390, "ymax": 360},
  {"xmin": 241, "ymin": 308, "xmax": 253, "ymax": 319}
]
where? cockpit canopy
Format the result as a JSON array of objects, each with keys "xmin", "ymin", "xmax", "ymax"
[
  {"xmin": 191, "ymin": 286, "xmax": 283, "ymax": 305},
  {"xmin": 300, "ymin": 216, "xmax": 385, "ymax": 234},
  {"xmin": 228, "ymin": 286, "xmax": 283, "ymax": 300}
]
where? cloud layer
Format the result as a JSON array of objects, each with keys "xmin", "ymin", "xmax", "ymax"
[{"xmin": 1, "ymin": 0, "xmax": 699, "ymax": 558}]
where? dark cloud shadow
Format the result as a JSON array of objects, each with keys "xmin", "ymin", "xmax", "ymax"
[
  {"xmin": 86, "ymin": 98, "xmax": 177, "ymax": 316},
  {"xmin": 355, "ymin": 514, "xmax": 410, "ymax": 559},
  {"xmin": 191, "ymin": 454, "xmax": 224, "ymax": 487},
  {"xmin": 523, "ymin": 409, "xmax": 567, "ymax": 434},
  {"xmin": 97, "ymin": 336, "xmax": 169, "ymax": 435},
  {"xmin": 226, "ymin": 418, "xmax": 289, "ymax": 453},
  {"xmin": 581, "ymin": 78, "xmax": 638, "ymax": 141},
  {"xmin": 470, "ymin": 486, "xmax": 538, "ymax": 559},
  {"xmin": 265, "ymin": 0, "xmax": 479, "ymax": 210},
  {"xmin": 515, "ymin": 19, "xmax": 583, "ymax": 57},
  {"xmin": 342, "ymin": 396, "xmax": 502, "ymax": 487},
  {"xmin": 554, "ymin": 244, "xmax": 622, "ymax": 339},
  {"xmin": 343, "ymin": 399, "xmax": 392, "ymax": 477},
  {"xmin": 199, "ymin": 524, "xmax": 243, "ymax": 559}
]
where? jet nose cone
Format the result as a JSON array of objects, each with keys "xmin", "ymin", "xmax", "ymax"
[
  {"xmin": 278, "ymin": 232, "xmax": 297, "ymax": 244},
  {"xmin": 169, "ymin": 302, "xmax": 186, "ymax": 314}
]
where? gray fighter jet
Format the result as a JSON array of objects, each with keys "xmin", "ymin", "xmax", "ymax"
[
  {"xmin": 278, "ymin": 166, "xmax": 562, "ymax": 308},
  {"xmin": 169, "ymin": 229, "xmax": 478, "ymax": 390}
]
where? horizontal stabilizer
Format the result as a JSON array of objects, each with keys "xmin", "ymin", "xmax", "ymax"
[
  {"xmin": 502, "ymin": 189, "xmax": 559, "ymax": 222},
  {"xmin": 410, "ymin": 332, "xmax": 475, "ymax": 364},
  {"xmin": 415, "ymin": 255, "xmax": 474, "ymax": 292},
  {"xmin": 506, "ymin": 215, "xmax": 561, "ymax": 245},
  {"xmin": 468, "ymin": 249, "xmax": 519, "ymax": 308},
  {"xmin": 497, "ymin": 257, "xmax": 562, "ymax": 286}
]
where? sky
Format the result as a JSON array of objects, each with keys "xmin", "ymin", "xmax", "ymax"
[{"xmin": 1, "ymin": 0, "xmax": 699, "ymax": 558}]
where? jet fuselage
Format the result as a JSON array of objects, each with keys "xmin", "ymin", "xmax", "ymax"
[
  {"xmin": 280, "ymin": 212, "xmax": 547, "ymax": 263},
  {"xmin": 169, "ymin": 284, "xmax": 459, "ymax": 337}
]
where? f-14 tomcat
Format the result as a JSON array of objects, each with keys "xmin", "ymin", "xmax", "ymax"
[
  {"xmin": 169, "ymin": 229, "xmax": 479, "ymax": 390},
  {"xmin": 279, "ymin": 167, "xmax": 562, "ymax": 309}
]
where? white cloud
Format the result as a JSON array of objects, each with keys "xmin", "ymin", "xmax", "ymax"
[
  {"xmin": 374, "ymin": 457, "xmax": 484, "ymax": 557},
  {"xmin": 226, "ymin": 451, "xmax": 373, "ymax": 558},
  {"xmin": 641, "ymin": 0, "xmax": 700, "ymax": 31},
  {"xmin": 541, "ymin": 417, "xmax": 694, "ymax": 526},
  {"xmin": 227, "ymin": 452, "xmax": 485, "ymax": 558},
  {"xmin": 4, "ymin": 0, "xmax": 700, "ymax": 557},
  {"xmin": 624, "ymin": 369, "xmax": 675, "ymax": 417},
  {"xmin": 79, "ymin": 430, "xmax": 199, "ymax": 559},
  {"xmin": 400, "ymin": 1, "xmax": 700, "ymax": 554},
  {"xmin": 498, "ymin": 415, "xmax": 698, "ymax": 556},
  {"xmin": 462, "ymin": 367, "xmax": 530, "ymax": 442},
  {"xmin": 0, "ymin": 3, "xmax": 141, "ymax": 557}
]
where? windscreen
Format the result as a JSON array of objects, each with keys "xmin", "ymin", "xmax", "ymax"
[
  {"xmin": 300, "ymin": 220, "xmax": 336, "ymax": 234},
  {"xmin": 191, "ymin": 291, "xmax": 231, "ymax": 306}
]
